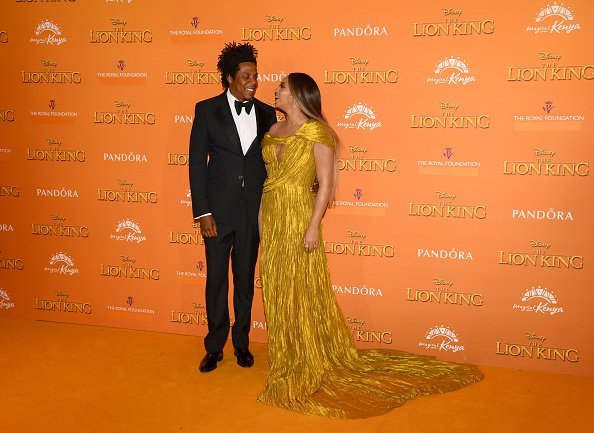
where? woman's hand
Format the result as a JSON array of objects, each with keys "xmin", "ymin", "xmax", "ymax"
[{"xmin": 303, "ymin": 224, "xmax": 319, "ymax": 253}]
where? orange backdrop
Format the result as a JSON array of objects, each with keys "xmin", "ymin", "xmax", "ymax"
[{"xmin": 1, "ymin": 0, "xmax": 593, "ymax": 376}]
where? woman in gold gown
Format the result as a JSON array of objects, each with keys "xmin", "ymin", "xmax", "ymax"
[{"xmin": 258, "ymin": 73, "xmax": 483, "ymax": 418}]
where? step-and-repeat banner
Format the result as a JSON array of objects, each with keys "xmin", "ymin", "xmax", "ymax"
[{"xmin": 1, "ymin": 0, "xmax": 593, "ymax": 376}]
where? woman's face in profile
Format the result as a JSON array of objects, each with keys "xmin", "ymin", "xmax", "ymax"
[{"xmin": 274, "ymin": 77, "xmax": 293, "ymax": 111}]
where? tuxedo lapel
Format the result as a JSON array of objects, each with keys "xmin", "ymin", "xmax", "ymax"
[{"xmin": 213, "ymin": 94, "xmax": 242, "ymax": 154}]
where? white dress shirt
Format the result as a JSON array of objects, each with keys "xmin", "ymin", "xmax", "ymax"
[{"xmin": 226, "ymin": 88, "xmax": 257, "ymax": 155}]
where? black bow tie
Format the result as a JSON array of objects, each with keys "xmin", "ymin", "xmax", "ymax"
[{"xmin": 234, "ymin": 99, "xmax": 254, "ymax": 115}]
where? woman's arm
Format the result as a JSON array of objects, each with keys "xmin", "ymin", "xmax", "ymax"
[{"xmin": 303, "ymin": 142, "xmax": 334, "ymax": 253}]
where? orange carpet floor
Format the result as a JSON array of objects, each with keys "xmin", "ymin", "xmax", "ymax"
[{"xmin": 1, "ymin": 317, "xmax": 592, "ymax": 433}]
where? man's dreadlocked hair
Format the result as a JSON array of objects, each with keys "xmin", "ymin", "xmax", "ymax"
[{"xmin": 217, "ymin": 42, "xmax": 258, "ymax": 89}]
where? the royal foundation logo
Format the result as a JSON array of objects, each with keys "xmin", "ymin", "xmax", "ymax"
[
  {"xmin": 513, "ymin": 286, "xmax": 564, "ymax": 315},
  {"xmin": 107, "ymin": 296, "xmax": 155, "ymax": 315},
  {"xmin": 100, "ymin": 256, "xmax": 159, "ymax": 280},
  {"xmin": 413, "ymin": 8, "xmax": 495, "ymax": 37},
  {"xmin": 508, "ymin": 53, "xmax": 593, "ymax": 81},
  {"xmin": 35, "ymin": 291, "xmax": 92, "ymax": 315},
  {"xmin": 406, "ymin": 278, "xmax": 484, "ymax": 307},
  {"xmin": 98, "ymin": 180, "xmax": 158, "ymax": 204},
  {"xmin": 338, "ymin": 144, "xmax": 396, "ymax": 173},
  {"xmin": 30, "ymin": 99, "xmax": 78, "ymax": 122},
  {"xmin": 90, "ymin": 19, "xmax": 152, "ymax": 44},
  {"xmin": 411, "ymin": 102, "xmax": 490, "ymax": 129},
  {"xmin": 22, "ymin": 60, "xmax": 81, "ymax": 84},
  {"xmin": 0, "ymin": 251, "xmax": 24, "ymax": 271},
  {"xmin": 417, "ymin": 147, "xmax": 481, "ymax": 176},
  {"xmin": 499, "ymin": 240, "xmax": 583, "ymax": 270},
  {"xmin": 169, "ymin": 223, "xmax": 203, "ymax": 246},
  {"xmin": 503, "ymin": 148, "xmax": 589, "ymax": 177},
  {"xmin": 169, "ymin": 17, "xmax": 223, "ymax": 42},
  {"xmin": 171, "ymin": 302, "xmax": 208, "ymax": 325},
  {"xmin": 176, "ymin": 260, "xmax": 207, "ymax": 279},
  {"xmin": 27, "ymin": 138, "xmax": 85, "ymax": 162},
  {"xmin": 527, "ymin": 3, "xmax": 581, "ymax": 34},
  {"xmin": 36, "ymin": 187, "xmax": 79, "ymax": 199},
  {"xmin": 0, "ymin": 185, "xmax": 20, "ymax": 197},
  {"xmin": 32, "ymin": 214, "xmax": 89, "ymax": 238},
  {"xmin": 337, "ymin": 102, "xmax": 382, "ymax": 131},
  {"xmin": 324, "ymin": 231, "xmax": 394, "ymax": 258},
  {"xmin": 513, "ymin": 100, "xmax": 585, "ymax": 131},
  {"xmin": 324, "ymin": 57, "xmax": 397, "ymax": 84},
  {"xmin": 512, "ymin": 207, "xmax": 574, "ymax": 222},
  {"xmin": 44, "ymin": 252, "xmax": 78, "ymax": 276},
  {"xmin": 30, "ymin": 20, "xmax": 67, "ymax": 45},
  {"xmin": 418, "ymin": 325, "xmax": 465, "ymax": 352},
  {"xmin": 496, "ymin": 333, "xmax": 579, "ymax": 362},
  {"xmin": 347, "ymin": 316, "xmax": 393, "ymax": 344},
  {"xmin": 333, "ymin": 23, "xmax": 388, "ymax": 38},
  {"xmin": 241, "ymin": 15, "xmax": 311, "ymax": 41},
  {"xmin": 333, "ymin": 282, "xmax": 383, "ymax": 297},
  {"xmin": 94, "ymin": 100, "xmax": 155, "ymax": 125},
  {"xmin": 165, "ymin": 60, "xmax": 220, "ymax": 85},
  {"xmin": 97, "ymin": 59, "xmax": 149, "ymax": 82},
  {"xmin": 408, "ymin": 191, "xmax": 487, "ymax": 219},
  {"xmin": 0, "ymin": 288, "xmax": 15, "ymax": 309},
  {"xmin": 332, "ymin": 188, "xmax": 390, "ymax": 215},
  {"xmin": 417, "ymin": 246, "xmax": 474, "ymax": 261},
  {"xmin": 427, "ymin": 57, "xmax": 476, "ymax": 85},
  {"xmin": 110, "ymin": 219, "xmax": 146, "ymax": 243},
  {"xmin": 0, "ymin": 110, "xmax": 15, "ymax": 122}
]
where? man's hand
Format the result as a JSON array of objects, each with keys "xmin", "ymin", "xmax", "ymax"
[{"xmin": 199, "ymin": 215, "xmax": 218, "ymax": 237}]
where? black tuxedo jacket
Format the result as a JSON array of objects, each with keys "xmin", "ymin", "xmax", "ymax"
[{"xmin": 189, "ymin": 92, "xmax": 277, "ymax": 225}]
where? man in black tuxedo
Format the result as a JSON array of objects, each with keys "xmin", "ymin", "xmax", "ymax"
[{"xmin": 189, "ymin": 42, "xmax": 277, "ymax": 373}]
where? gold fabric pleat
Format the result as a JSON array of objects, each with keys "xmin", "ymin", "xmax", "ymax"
[{"xmin": 258, "ymin": 119, "xmax": 483, "ymax": 418}]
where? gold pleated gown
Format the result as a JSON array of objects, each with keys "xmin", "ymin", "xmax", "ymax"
[{"xmin": 258, "ymin": 119, "xmax": 483, "ymax": 418}]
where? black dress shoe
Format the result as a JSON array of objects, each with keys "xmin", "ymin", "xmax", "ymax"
[
  {"xmin": 199, "ymin": 351, "xmax": 223, "ymax": 373},
  {"xmin": 234, "ymin": 347, "xmax": 254, "ymax": 368}
]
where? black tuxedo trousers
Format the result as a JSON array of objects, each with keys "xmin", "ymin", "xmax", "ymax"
[{"xmin": 203, "ymin": 199, "xmax": 259, "ymax": 352}]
